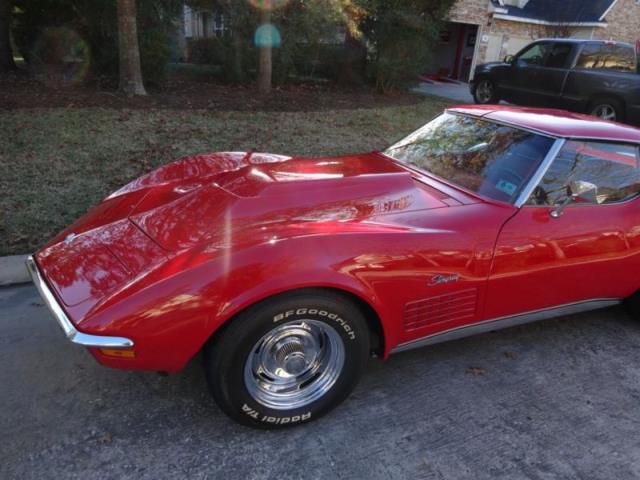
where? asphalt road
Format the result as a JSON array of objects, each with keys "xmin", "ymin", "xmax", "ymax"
[{"xmin": 3, "ymin": 284, "xmax": 640, "ymax": 480}]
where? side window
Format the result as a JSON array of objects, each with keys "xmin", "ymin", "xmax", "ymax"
[
  {"xmin": 516, "ymin": 43, "xmax": 550, "ymax": 67},
  {"xmin": 528, "ymin": 141, "xmax": 640, "ymax": 206},
  {"xmin": 545, "ymin": 44, "xmax": 573, "ymax": 68},
  {"xmin": 575, "ymin": 44, "xmax": 636, "ymax": 72}
]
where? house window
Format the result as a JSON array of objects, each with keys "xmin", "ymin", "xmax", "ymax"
[
  {"xmin": 184, "ymin": 6, "xmax": 193, "ymax": 38},
  {"xmin": 214, "ymin": 12, "xmax": 226, "ymax": 37},
  {"xmin": 201, "ymin": 11, "xmax": 210, "ymax": 37}
]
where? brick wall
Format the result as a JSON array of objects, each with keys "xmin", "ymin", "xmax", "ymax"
[
  {"xmin": 601, "ymin": 0, "xmax": 640, "ymax": 44},
  {"xmin": 448, "ymin": 0, "xmax": 489, "ymax": 25},
  {"xmin": 447, "ymin": 1, "xmax": 492, "ymax": 71}
]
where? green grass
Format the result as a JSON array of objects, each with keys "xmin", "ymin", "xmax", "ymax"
[{"xmin": 0, "ymin": 98, "xmax": 450, "ymax": 256}]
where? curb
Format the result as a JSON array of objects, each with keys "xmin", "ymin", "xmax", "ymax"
[{"xmin": 0, "ymin": 255, "xmax": 31, "ymax": 286}]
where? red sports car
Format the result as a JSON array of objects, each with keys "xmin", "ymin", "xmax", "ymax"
[{"xmin": 28, "ymin": 105, "xmax": 640, "ymax": 428}]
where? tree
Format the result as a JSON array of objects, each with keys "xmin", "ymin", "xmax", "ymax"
[
  {"xmin": 353, "ymin": 0, "xmax": 456, "ymax": 93},
  {"xmin": 257, "ymin": 7, "xmax": 272, "ymax": 93},
  {"xmin": 0, "ymin": 0, "xmax": 16, "ymax": 72},
  {"xmin": 117, "ymin": 0, "xmax": 146, "ymax": 95}
]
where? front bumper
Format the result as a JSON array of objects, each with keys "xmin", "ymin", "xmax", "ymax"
[{"xmin": 26, "ymin": 255, "xmax": 134, "ymax": 348}]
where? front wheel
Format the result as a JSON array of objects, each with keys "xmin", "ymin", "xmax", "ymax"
[
  {"xmin": 473, "ymin": 78, "xmax": 499, "ymax": 104},
  {"xmin": 205, "ymin": 290, "xmax": 370, "ymax": 429}
]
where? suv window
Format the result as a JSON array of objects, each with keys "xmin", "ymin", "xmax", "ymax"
[
  {"xmin": 545, "ymin": 43, "xmax": 573, "ymax": 68},
  {"xmin": 516, "ymin": 43, "xmax": 550, "ymax": 66},
  {"xmin": 575, "ymin": 44, "xmax": 636, "ymax": 72},
  {"xmin": 528, "ymin": 141, "xmax": 640, "ymax": 206}
]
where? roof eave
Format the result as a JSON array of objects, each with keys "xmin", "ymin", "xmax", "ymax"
[
  {"xmin": 492, "ymin": 14, "xmax": 608, "ymax": 28},
  {"xmin": 599, "ymin": 0, "xmax": 620, "ymax": 21}
]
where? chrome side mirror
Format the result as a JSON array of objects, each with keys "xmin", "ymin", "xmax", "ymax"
[
  {"xmin": 550, "ymin": 180, "xmax": 598, "ymax": 218},
  {"xmin": 504, "ymin": 55, "xmax": 514, "ymax": 64}
]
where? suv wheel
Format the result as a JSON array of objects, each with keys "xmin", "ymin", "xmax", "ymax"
[
  {"xmin": 589, "ymin": 98, "xmax": 625, "ymax": 122},
  {"xmin": 474, "ymin": 78, "xmax": 499, "ymax": 104}
]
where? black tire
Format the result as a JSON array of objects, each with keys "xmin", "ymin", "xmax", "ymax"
[
  {"xmin": 625, "ymin": 291, "xmax": 640, "ymax": 317},
  {"xmin": 588, "ymin": 97, "xmax": 625, "ymax": 123},
  {"xmin": 473, "ymin": 78, "xmax": 499, "ymax": 104},
  {"xmin": 204, "ymin": 289, "xmax": 370, "ymax": 429}
]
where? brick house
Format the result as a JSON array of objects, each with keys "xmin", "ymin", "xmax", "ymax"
[{"xmin": 428, "ymin": 0, "xmax": 640, "ymax": 82}]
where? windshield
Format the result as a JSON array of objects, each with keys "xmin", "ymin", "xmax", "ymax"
[{"xmin": 384, "ymin": 113, "xmax": 555, "ymax": 203}]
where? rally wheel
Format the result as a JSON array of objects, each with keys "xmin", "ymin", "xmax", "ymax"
[{"xmin": 204, "ymin": 290, "xmax": 370, "ymax": 429}]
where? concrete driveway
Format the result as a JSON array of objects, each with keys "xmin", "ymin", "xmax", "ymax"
[
  {"xmin": 2, "ymin": 284, "xmax": 640, "ymax": 479},
  {"xmin": 412, "ymin": 82, "xmax": 474, "ymax": 104}
]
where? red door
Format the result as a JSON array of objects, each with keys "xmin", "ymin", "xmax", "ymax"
[{"xmin": 485, "ymin": 202, "xmax": 640, "ymax": 320}]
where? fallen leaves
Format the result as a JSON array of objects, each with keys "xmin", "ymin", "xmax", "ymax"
[
  {"xmin": 96, "ymin": 432, "xmax": 112, "ymax": 445},
  {"xmin": 465, "ymin": 367, "xmax": 487, "ymax": 377}
]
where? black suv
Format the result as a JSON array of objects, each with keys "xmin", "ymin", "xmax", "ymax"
[{"xmin": 470, "ymin": 39, "xmax": 640, "ymax": 124}]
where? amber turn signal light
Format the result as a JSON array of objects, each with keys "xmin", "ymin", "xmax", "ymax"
[{"xmin": 99, "ymin": 348, "xmax": 135, "ymax": 358}]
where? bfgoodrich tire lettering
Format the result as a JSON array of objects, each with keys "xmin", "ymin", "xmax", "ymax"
[{"xmin": 205, "ymin": 290, "xmax": 370, "ymax": 429}]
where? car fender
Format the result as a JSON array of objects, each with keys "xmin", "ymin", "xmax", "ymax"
[
  {"xmin": 81, "ymin": 234, "xmax": 397, "ymax": 372},
  {"xmin": 200, "ymin": 238, "xmax": 396, "ymax": 359}
]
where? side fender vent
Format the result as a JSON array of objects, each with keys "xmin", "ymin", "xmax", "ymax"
[{"xmin": 404, "ymin": 288, "xmax": 478, "ymax": 332}]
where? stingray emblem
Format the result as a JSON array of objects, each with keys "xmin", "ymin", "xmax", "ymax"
[
  {"xmin": 64, "ymin": 233, "xmax": 77, "ymax": 245},
  {"xmin": 428, "ymin": 274, "xmax": 460, "ymax": 286}
]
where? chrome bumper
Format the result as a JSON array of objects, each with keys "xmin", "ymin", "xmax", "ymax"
[{"xmin": 26, "ymin": 255, "xmax": 134, "ymax": 348}]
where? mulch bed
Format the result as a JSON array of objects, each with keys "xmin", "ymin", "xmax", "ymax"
[{"xmin": 0, "ymin": 69, "xmax": 422, "ymax": 112}]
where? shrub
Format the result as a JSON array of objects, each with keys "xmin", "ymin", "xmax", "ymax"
[
  {"xmin": 356, "ymin": 0, "xmax": 456, "ymax": 93},
  {"xmin": 12, "ymin": 0, "xmax": 182, "ymax": 85},
  {"xmin": 189, "ymin": 37, "xmax": 226, "ymax": 65}
]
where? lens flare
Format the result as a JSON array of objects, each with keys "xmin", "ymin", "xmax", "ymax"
[
  {"xmin": 248, "ymin": 0, "xmax": 290, "ymax": 11},
  {"xmin": 30, "ymin": 27, "xmax": 91, "ymax": 87},
  {"xmin": 254, "ymin": 24, "xmax": 282, "ymax": 48}
]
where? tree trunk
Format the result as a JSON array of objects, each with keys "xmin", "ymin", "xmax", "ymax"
[
  {"xmin": 232, "ymin": 34, "xmax": 244, "ymax": 83},
  {"xmin": 339, "ymin": 28, "xmax": 367, "ymax": 85},
  {"xmin": 117, "ymin": 0, "xmax": 146, "ymax": 96},
  {"xmin": 0, "ymin": 0, "xmax": 16, "ymax": 72},
  {"xmin": 257, "ymin": 9, "xmax": 272, "ymax": 94}
]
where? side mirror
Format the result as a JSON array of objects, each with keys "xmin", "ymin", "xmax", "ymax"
[
  {"xmin": 504, "ymin": 55, "xmax": 514, "ymax": 64},
  {"xmin": 569, "ymin": 180, "xmax": 598, "ymax": 202},
  {"xmin": 550, "ymin": 180, "xmax": 598, "ymax": 218}
]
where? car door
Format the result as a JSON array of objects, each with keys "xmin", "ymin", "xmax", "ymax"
[
  {"xmin": 535, "ymin": 42, "xmax": 575, "ymax": 106},
  {"xmin": 504, "ymin": 41, "xmax": 553, "ymax": 105},
  {"xmin": 484, "ymin": 139, "xmax": 640, "ymax": 320}
]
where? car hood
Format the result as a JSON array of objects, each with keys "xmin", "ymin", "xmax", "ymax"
[
  {"xmin": 35, "ymin": 151, "xmax": 478, "ymax": 314},
  {"xmin": 475, "ymin": 61, "xmax": 508, "ymax": 73},
  {"xmin": 124, "ymin": 152, "xmax": 472, "ymax": 251}
]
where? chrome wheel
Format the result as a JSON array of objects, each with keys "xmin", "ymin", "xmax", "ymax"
[
  {"xmin": 244, "ymin": 319, "xmax": 345, "ymax": 410},
  {"xmin": 591, "ymin": 104, "xmax": 617, "ymax": 121},
  {"xmin": 476, "ymin": 80, "xmax": 494, "ymax": 104}
]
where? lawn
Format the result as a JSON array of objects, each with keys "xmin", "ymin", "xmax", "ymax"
[{"xmin": 0, "ymin": 97, "xmax": 450, "ymax": 256}]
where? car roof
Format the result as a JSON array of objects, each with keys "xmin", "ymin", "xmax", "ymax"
[{"xmin": 447, "ymin": 105, "xmax": 640, "ymax": 145}]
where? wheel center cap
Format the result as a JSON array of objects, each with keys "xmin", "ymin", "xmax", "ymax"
[
  {"xmin": 284, "ymin": 352, "xmax": 307, "ymax": 375},
  {"xmin": 275, "ymin": 339, "xmax": 308, "ymax": 375}
]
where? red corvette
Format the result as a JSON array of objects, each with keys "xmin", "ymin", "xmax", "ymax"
[{"xmin": 28, "ymin": 105, "xmax": 640, "ymax": 428}]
